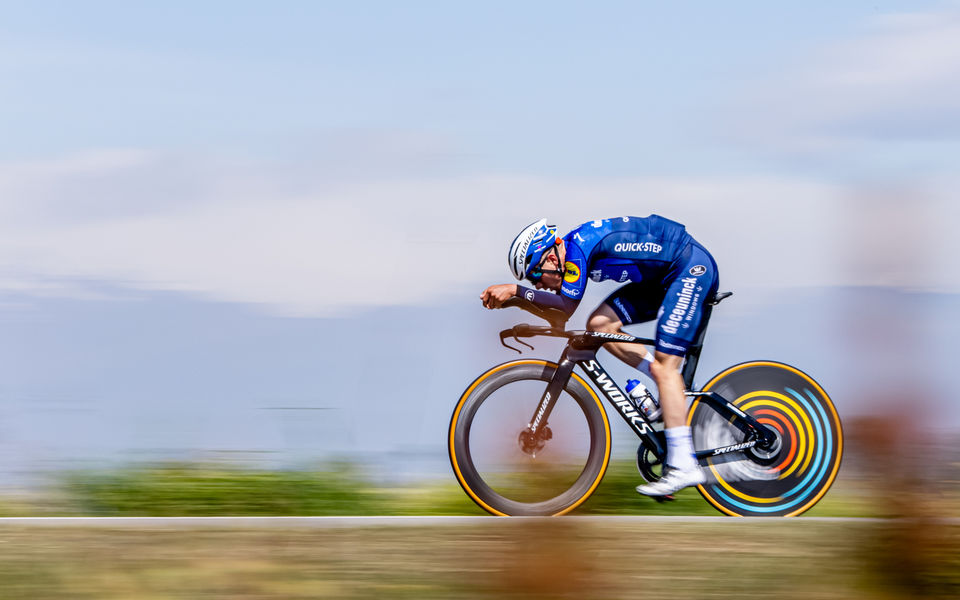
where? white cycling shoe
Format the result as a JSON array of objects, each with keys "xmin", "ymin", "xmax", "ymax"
[{"xmin": 636, "ymin": 464, "xmax": 705, "ymax": 497}]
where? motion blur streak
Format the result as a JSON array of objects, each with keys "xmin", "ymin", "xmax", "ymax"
[
  {"xmin": 836, "ymin": 191, "xmax": 959, "ymax": 598},
  {"xmin": 0, "ymin": 518, "xmax": 955, "ymax": 598}
]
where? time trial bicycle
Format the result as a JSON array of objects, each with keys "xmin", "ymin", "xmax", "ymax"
[{"xmin": 448, "ymin": 293, "xmax": 843, "ymax": 517}]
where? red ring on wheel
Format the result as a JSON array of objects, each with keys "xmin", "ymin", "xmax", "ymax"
[{"xmin": 755, "ymin": 409, "xmax": 798, "ymax": 474}]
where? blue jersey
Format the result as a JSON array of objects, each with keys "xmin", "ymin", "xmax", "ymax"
[{"xmin": 559, "ymin": 215, "xmax": 693, "ymax": 300}]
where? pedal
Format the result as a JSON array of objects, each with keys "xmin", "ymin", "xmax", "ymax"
[{"xmin": 652, "ymin": 494, "xmax": 675, "ymax": 503}]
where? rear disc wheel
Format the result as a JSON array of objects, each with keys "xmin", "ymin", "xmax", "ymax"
[{"xmin": 689, "ymin": 361, "xmax": 843, "ymax": 517}]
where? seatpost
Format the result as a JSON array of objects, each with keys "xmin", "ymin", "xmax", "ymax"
[{"xmin": 680, "ymin": 303, "xmax": 715, "ymax": 389}]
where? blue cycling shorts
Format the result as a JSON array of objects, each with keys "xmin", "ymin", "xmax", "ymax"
[{"xmin": 605, "ymin": 243, "xmax": 719, "ymax": 356}]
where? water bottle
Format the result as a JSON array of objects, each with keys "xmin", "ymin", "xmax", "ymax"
[{"xmin": 625, "ymin": 379, "xmax": 661, "ymax": 422}]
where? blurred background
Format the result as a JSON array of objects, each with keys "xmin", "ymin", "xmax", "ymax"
[{"xmin": 0, "ymin": 1, "xmax": 958, "ymax": 596}]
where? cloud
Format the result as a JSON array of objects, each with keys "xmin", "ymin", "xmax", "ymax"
[
  {"xmin": 3, "ymin": 147, "xmax": 956, "ymax": 316},
  {"xmin": 732, "ymin": 4, "xmax": 960, "ymax": 159}
]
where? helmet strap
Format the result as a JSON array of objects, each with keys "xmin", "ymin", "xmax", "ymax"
[{"xmin": 532, "ymin": 246, "xmax": 564, "ymax": 278}]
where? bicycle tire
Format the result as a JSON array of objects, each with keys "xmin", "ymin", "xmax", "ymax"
[
  {"xmin": 688, "ymin": 361, "xmax": 843, "ymax": 517},
  {"xmin": 449, "ymin": 360, "xmax": 611, "ymax": 516}
]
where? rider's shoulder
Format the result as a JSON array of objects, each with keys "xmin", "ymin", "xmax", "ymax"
[
  {"xmin": 565, "ymin": 217, "xmax": 636, "ymax": 248},
  {"xmin": 566, "ymin": 215, "xmax": 684, "ymax": 237},
  {"xmin": 646, "ymin": 214, "xmax": 686, "ymax": 229}
]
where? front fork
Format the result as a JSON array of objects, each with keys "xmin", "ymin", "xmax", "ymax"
[
  {"xmin": 524, "ymin": 347, "xmax": 668, "ymax": 460},
  {"xmin": 519, "ymin": 352, "xmax": 577, "ymax": 457},
  {"xmin": 525, "ymin": 354, "xmax": 579, "ymax": 436}
]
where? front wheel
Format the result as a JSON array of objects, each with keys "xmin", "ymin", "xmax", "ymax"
[
  {"xmin": 688, "ymin": 361, "xmax": 843, "ymax": 517},
  {"xmin": 449, "ymin": 360, "xmax": 611, "ymax": 516}
]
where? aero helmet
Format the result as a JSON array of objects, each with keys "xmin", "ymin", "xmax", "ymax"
[{"xmin": 507, "ymin": 218, "xmax": 558, "ymax": 280}]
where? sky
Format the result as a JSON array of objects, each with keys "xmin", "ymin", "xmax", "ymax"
[{"xmin": 0, "ymin": 1, "xmax": 958, "ymax": 483}]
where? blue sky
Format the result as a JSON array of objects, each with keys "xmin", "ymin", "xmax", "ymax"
[
  {"xmin": 6, "ymin": 1, "xmax": 954, "ymax": 174},
  {"xmin": 0, "ymin": 1, "xmax": 958, "ymax": 482}
]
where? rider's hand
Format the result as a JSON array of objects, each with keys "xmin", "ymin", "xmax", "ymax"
[{"xmin": 481, "ymin": 284, "xmax": 518, "ymax": 309}]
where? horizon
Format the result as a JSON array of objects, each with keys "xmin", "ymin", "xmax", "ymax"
[{"xmin": 1, "ymin": 1, "xmax": 958, "ymax": 484}]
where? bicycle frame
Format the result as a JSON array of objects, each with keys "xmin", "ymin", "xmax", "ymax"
[
  {"xmin": 456, "ymin": 294, "xmax": 842, "ymax": 517},
  {"xmin": 503, "ymin": 295, "xmax": 778, "ymax": 464}
]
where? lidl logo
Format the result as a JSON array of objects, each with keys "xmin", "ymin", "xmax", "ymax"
[{"xmin": 564, "ymin": 261, "xmax": 581, "ymax": 283}]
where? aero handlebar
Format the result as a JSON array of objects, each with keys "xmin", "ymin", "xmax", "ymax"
[{"xmin": 498, "ymin": 296, "xmax": 571, "ymax": 353}]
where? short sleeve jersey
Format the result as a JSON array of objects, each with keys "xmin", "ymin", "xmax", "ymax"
[{"xmin": 559, "ymin": 215, "xmax": 693, "ymax": 300}]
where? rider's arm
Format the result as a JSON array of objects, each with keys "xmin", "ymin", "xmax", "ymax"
[{"xmin": 515, "ymin": 285, "xmax": 580, "ymax": 316}]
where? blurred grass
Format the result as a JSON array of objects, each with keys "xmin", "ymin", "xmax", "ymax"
[
  {"xmin": 59, "ymin": 462, "xmax": 385, "ymax": 516},
  {"xmin": 0, "ymin": 458, "xmax": 946, "ymax": 517},
  {"xmin": 2, "ymin": 455, "xmax": 958, "ymax": 598},
  {"xmin": 52, "ymin": 460, "xmax": 813, "ymax": 516},
  {"xmin": 577, "ymin": 459, "xmax": 718, "ymax": 515}
]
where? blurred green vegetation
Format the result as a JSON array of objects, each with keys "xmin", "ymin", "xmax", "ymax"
[
  {"xmin": 0, "ymin": 459, "xmax": 884, "ymax": 516},
  {"xmin": 60, "ymin": 462, "xmax": 385, "ymax": 516},
  {"xmin": 577, "ymin": 459, "xmax": 718, "ymax": 515},
  {"xmin": 54, "ymin": 461, "xmax": 498, "ymax": 516}
]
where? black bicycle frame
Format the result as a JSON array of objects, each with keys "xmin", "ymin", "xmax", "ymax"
[{"xmin": 511, "ymin": 296, "xmax": 777, "ymax": 463}]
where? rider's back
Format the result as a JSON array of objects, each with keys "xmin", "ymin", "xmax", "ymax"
[{"xmin": 561, "ymin": 215, "xmax": 695, "ymax": 297}]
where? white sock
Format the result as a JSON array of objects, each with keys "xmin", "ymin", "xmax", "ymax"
[
  {"xmin": 665, "ymin": 426, "xmax": 698, "ymax": 471},
  {"xmin": 636, "ymin": 351, "xmax": 654, "ymax": 379}
]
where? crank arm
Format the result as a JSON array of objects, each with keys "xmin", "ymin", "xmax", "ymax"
[{"xmin": 695, "ymin": 439, "xmax": 758, "ymax": 461}]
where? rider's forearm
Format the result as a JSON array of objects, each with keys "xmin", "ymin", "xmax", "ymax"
[{"xmin": 515, "ymin": 285, "xmax": 580, "ymax": 315}]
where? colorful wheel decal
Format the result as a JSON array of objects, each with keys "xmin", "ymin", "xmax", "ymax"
[
  {"xmin": 709, "ymin": 388, "xmax": 831, "ymax": 512},
  {"xmin": 739, "ymin": 392, "xmax": 811, "ymax": 478},
  {"xmin": 752, "ymin": 409, "xmax": 797, "ymax": 473},
  {"xmin": 689, "ymin": 362, "xmax": 843, "ymax": 517}
]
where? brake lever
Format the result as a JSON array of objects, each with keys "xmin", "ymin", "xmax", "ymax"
[
  {"xmin": 515, "ymin": 336, "xmax": 534, "ymax": 351},
  {"xmin": 500, "ymin": 333, "xmax": 521, "ymax": 353},
  {"xmin": 499, "ymin": 327, "xmax": 536, "ymax": 354}
]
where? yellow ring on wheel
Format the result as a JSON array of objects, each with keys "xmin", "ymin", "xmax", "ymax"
[
  {"xmin": 689, "ymin": 360, "xmax": 844, "ymax": 517},
  {"xmin": 740, "ymin": 392, "xmax": 814, "ymax": 478},
  {"xmin": 707, "ymin": 393, "xmax": 814, "ymax": 503}
]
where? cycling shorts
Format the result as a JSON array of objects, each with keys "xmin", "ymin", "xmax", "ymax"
[{"xmin": 604, "ymin": 243, "xmax": 719, "ymax": 356}]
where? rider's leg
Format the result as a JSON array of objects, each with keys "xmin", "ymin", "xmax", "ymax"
[
  {"xmin": 637, "ymin": 246, "xmax": 719, "ymax": 495},
  {"xmin": 586, "ymin": 304, "xmax": 653, "ymax": 369},
  {"xmin": 635, "ymin": 349, "xmax": 705, "ymax": 496},
  {"xmin": 591, "ymin": 282, "xmax": 662, "ymax": 371},
  {"xmin": 589, "ymin": 300, "xmax": 703, "ymax": 494},
  {"xmin": 588, "ymin": 305, "xmax": 694, "ymax": 468},
  {"xmin": 650, "ymin": 352, "xmax": 687, "ymax": 429},
  {"xmin": 649, "ymin": 351, "xmax": 699, "ymax": 471}
]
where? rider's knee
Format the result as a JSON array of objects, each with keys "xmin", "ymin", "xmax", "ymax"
[
  {"xmin": 649, "ymin": 359, "xmax": 667, "ymax": 381},
  {"xmin": 587, "ymin": 311, "xmax": 620, "ymax": 333},
  {"xmin": 649, "ymin": 354, "xmax": 683, "ymax": 381}
]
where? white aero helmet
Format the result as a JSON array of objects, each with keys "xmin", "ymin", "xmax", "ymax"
[{"xmin": 507, "ymin": 218, "xmax": 559, "ymax": 280}]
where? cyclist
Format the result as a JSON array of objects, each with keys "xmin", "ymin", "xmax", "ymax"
[{"xmin": 481, "ymin": 216, "xmax": 719, "ymax": 497}]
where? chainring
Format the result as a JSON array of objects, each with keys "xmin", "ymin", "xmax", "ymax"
[{"xmin": 636, "ymin": 445, "xmax": 664, "ymax": 483}]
